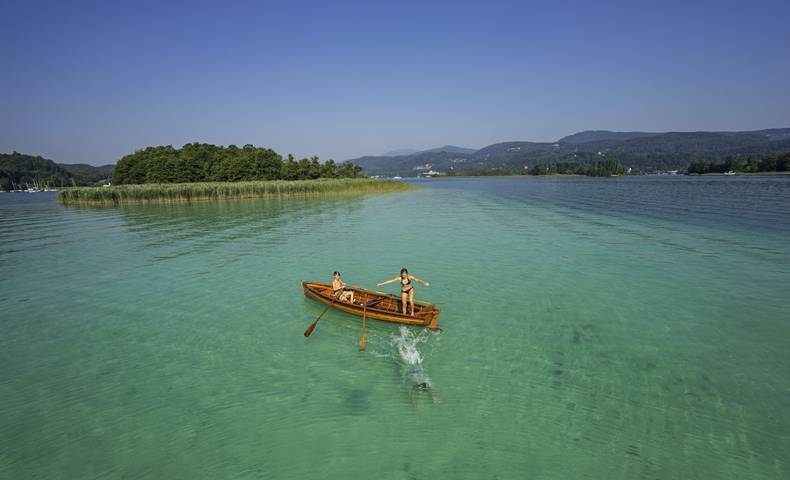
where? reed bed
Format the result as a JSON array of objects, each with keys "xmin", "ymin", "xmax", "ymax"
[{"xmin": 58, "ymin": 178, "xmax": 413, "ymax": 205}]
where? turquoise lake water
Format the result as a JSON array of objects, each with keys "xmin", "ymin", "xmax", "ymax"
[{"xmin": 1, "ymin": 176, "xmax": 789, "ymax": 479}]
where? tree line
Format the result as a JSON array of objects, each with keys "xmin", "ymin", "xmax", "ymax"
[
  {"xmin": 687, "ymin": 152, "xmax": 789, "ymax": 174},
  {"xmin": 529, "ymin": 159, "xmax": 627, "ymax": 176},
  {"xmin": 112, "ymin": 143, "xmax": 364, "ymax": 185}
]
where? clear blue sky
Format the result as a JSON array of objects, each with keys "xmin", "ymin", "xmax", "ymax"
[{"xmin": 2, "ymin": 0, "xmax": 789, "ymax": 165}]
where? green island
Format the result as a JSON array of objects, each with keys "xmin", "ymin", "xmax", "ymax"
[{"xmin": 57, "ymin": 143, "xmax": 411, "ymax": 205}]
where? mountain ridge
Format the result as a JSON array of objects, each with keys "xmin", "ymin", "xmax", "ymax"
[{"xmin": 348, "ymin": 128, "xmax": 790, "ymax": 176}]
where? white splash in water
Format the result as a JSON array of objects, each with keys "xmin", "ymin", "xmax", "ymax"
[
  {"xmin": 390, "ymin": 326, "xmax": 444, "ymax": 405},
  {"xmin": 392, "ymin": 326, "xmax": 431, "ymax": 385},
  {"xmin": 394, "ymin": 326, "xmax": 423, "ymax": 365}
]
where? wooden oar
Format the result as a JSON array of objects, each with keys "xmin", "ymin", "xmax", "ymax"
[
  {"xmin": 303, "ymin": 305, "xmax": 330, "ymax": 337},
  {"xmin": 359, "ymin": 301, "xmax": 367, "ymax": 351},
  {"xmin": 347, "ymin": 284, "xmax": 391, "ymax": 297}
]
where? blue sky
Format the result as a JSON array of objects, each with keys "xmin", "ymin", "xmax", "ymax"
[{"xmin": 1, "ymin": 0, "xmax": 789, "ymax": 165}]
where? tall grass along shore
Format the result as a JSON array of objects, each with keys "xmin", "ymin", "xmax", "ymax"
[{"xmin": 58, "ymin": 178, "xmax": 413, "ymax": 205}]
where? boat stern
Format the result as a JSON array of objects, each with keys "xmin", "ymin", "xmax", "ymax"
[{"xmin": 426, "ymin": 308, "xmax": 442, "ymax": 331}]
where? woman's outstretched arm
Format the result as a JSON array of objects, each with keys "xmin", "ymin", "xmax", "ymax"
[
  {"xmin": 409, "ymin": 275, "xmax": 430, "ymax": 286},
  {"xmin": 377, "ymin": 276, "xmax": 399, "ymax": 286}
]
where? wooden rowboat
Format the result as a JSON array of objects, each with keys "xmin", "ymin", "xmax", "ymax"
[{"xmin": 302, "ymin": 281, "xmax": 442, "ymax": 330}]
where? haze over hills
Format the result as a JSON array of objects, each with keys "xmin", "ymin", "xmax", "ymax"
[
  {"xmin": 381, "ymin": 148, "xmax": 422, "ymax": 157},
  {"xmin": 349, "ymin": 128, "xmax": 790, "ymax": 176},
  {"xmin": 380, "ymin": 145, "xmax": 475, "ymax": 156},
  {"xmin": 421, "ymin": 145, "xmax": 477, "ymax": 155},
  {"xmin": 557, "ymin": 131, "xmax": 661, "ymax": 144}
]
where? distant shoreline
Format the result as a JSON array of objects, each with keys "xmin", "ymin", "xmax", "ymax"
[
  {"xmin": 413, "ymin": 174, "xmax": 583, "ymax": 179},
  {"xmin": 412, "ymin": 171, "xmax": 790, "ymax": 179},
  {"xmin": 416, "ymin": 174, "xmax": 606, "ymax": 179},
  {"xmin": 694, "ymin": 171, "xmax": 790, "ymax": 176},
  {"xmin": 58, "ymin": 178, "xmax": 412, "ymax": 205}
]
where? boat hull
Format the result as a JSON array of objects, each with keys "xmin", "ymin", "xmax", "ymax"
[{"xmin": 302, "ymin": 281, "xmax": 441, "ymax": 330}]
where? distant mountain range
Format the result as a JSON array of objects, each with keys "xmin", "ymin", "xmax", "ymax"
[
  {"xmin": 0, "ymin": 151, "xmax": 114, "ymax": 189},
  {"xmin": 349, "ymin": 128, "xmax": 790, "ymax": 176}
]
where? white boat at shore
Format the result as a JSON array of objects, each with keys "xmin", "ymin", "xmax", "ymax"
[{"xmin": 723, "ymin": 171, "xmax": 736, "ymax": 176}]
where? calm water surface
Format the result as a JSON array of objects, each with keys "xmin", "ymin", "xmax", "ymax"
[{"xmin": 1, "ymin": 176, "xmax": 789, "ymax": 479}]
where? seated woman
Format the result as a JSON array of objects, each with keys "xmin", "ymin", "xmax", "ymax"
[
  {"xmin": 332, "ymin": 271, "xmax": 355, "ymax": 304},
  {"xmin": 377, "ymin": 268, "xmax": 429, "ymax": 316}
]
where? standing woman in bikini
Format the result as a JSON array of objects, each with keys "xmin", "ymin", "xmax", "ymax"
[{"xmin": 377, "ymin": 268, "xmax": 429, "ymax": 316}]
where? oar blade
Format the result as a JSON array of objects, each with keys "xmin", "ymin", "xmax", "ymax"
[
  {"xmin": 304, "ymin": 321, "xmax": 318, "ymax": 337},
  {"xmin": 304, "ymin": 306, "xmax": 330, "ymax": 338}
]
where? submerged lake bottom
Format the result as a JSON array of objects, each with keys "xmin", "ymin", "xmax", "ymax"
[{"xmin": 1, "ymin": 176, "xmax": 789, "ymax": 479}]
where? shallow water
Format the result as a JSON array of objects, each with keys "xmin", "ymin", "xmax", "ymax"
[{"xmin": 1, "ymin": 176, "xmax": 789, "ymax": 479}]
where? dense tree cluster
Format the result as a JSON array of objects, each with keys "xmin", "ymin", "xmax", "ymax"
[
  {"xmin": 529, "ymin": 159, "xmax": 627, "ymax": 177},
  {"xmin": 687, "ymin": 153, "xmax": 789, "ymax": 174},
  {"xmin": 112, "ymin": 143, "xmax": 364, "ymax": 185}
]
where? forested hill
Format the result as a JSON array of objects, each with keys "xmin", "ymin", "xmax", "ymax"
[
  {"xmin": 349, "ymin": 128, "xmax": 790, "ymax": 176},
  {"xmin": 0, "ymin": 152, "xmax": 113, "ymax": 189},
  {"xmin": 59, "ymin": 163, "xmax": 115, "ymax": 184}
]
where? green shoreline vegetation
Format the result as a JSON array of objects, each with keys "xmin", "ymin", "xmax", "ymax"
[
  {"xmin": 529, "ymin": 159, "xmax": 627, "ymax": 176},
  {"xmin": 58, "ymin": 178, "xmax": 413, "ymax": 205},
  {"xmin": 439, "ymin": 152, "xmax": 789, "ymax": 178},
  {"xmin": 440, "ymin": 159, "xmax": 627, "ymax": 177},
  {"xmin": 687, "ymin": 152, "xmax": 789, "ymax": 175}
]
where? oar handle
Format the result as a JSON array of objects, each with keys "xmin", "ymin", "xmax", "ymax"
[{"xmin": 346, "ymin": 284, "xmax": 391, "ymax": 297}]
